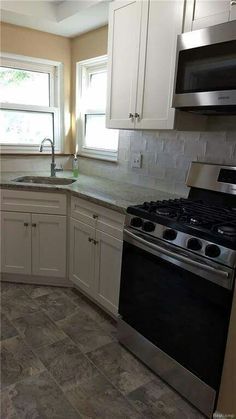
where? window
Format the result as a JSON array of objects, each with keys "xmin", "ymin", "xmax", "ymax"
[
  {"xmin": 76, "ymin": 55, "xmax": 118, "ymax": 161},
  {"xmin": 0, "ymin": 55, "xmax": 63, "ymax": 153}
]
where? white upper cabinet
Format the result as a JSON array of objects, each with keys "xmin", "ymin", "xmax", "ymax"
[
  {"xmin": 106, "ymin": 1, "xmax": 143, "ymax": 129},
  {"xmin": 184, "ymin": 0, "xmax": 235, "ymax": 32},
  {"xmin": 106, "ymin": 0, "xmax": 185, "ymax": 130},
  {"xmin": 135, "ymin": 0, "xmax": 184, "ymax": 129}
]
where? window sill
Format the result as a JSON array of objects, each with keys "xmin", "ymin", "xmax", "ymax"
[
  {"xmin": 0, "ymin": 152, "xmax": 70, "ymax": 156},
  {"xmin": 78, "ymin": 152, "xmax": 118, "ymax": 163}
]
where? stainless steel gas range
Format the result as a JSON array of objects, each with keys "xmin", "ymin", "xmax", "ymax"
[{"xmin": 118, "ymin": 162, "xmax": 236, "ymax": 418}]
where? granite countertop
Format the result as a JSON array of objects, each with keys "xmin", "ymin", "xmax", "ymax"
[{"xmin": 0, "ymin": 171, "xmax": 182, "ymax": 213}]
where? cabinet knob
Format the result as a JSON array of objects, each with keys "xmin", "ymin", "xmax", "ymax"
[
  {"xmin": 32, "ymin": 223, "xmax": 37, "ymax": 227},
  {"xmin": 231, "ymin": 0, "xmax": 236, "ymax": 5},
  {"xmin": 24, "ymin": 222, "xmax": 29, "ymax": 227},
  {"xmin": 93, "ymin": 214, "xmax": 98, "ymax": 219},
  {"xmin": 93, "ymin": 240, "xmax": 99, "ymax": 245},
  {"xmin": 88, "ymin": 237, "xmax": 92, "ymax": 242},
  {"xmin": 134, "ymin": 112, "xmax": 140, "ymax": 119},
  {"xmin": 128, "ymin": 113, "xmax": 134, "ymax": 119}
]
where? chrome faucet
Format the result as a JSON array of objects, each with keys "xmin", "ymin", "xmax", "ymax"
[{"xmin": 39, "ymin": 138, "xmax": 62, "ymax": 177}]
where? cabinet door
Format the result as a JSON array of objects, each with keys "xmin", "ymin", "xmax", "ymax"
[
  {"xmin": 136, "ymin": 0, "xmax": 184, "ymax": 129},
  {"xmin": 192, "ymin": 0, "xmax": 230, "ymax": 30},
  {"xmin": 106, "ymin": 0, "xmax": 143, "ymax": 129},
  {"xmin": 1, "ymin": 211, "xmax": 31, "ymax": 274},
  {"xmin": 69, "ymin": 218, "xmax": 95, "ymax": 295},
  {"xmin": 94, "ymin": 230, "xmax": 123, "ymax": 315},
  {"xmin": 32, "ymin": 214, "xmax": 66, "ymax": 278}
]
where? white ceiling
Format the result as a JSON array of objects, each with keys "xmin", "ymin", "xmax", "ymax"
[{"xmin": 0, "ymin": 0, "xmax": 111, "ymax": 37}]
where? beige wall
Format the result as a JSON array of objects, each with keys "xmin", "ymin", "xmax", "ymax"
[
  {"xmin": 0, "ymin": 22, "xmax": 108, "ymax": 154},
  {"xmin": 0, "ymin": 22, "xmax": 72, "ymax": 152},
  {"xmin": 71, "ymin": 25, "xmax": 108, "ymax": 151}
]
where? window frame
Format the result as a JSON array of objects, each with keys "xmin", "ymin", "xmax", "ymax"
[
  {"xmin": 76, "ymin": 55, "xmax": 118, "ymax": 162},
  {"xmin": 0, "ymin": 54, "xmax": 64, "ymax": 154}
]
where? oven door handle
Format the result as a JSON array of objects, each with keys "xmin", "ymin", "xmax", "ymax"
[{"xmin": 124, "ymin": 229, "xmax": 231, "ymax": 283}]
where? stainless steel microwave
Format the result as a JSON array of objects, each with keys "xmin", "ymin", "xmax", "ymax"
[{"xmin": 172, "ymin": 20, "xmax": 236, "ymax": 115}]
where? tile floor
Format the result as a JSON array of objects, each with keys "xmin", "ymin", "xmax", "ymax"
[{"xmin": 1, "ymin": 282, "xmax": 206, "ymax": 419}]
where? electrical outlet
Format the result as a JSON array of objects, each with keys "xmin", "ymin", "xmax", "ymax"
[{"xmin": 131, "ymin": 152, "xmax": 142, "ymax": 168}]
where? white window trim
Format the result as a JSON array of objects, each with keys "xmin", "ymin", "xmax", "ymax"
[
  {"xmin": 76, "ymin": 55, "xmax": 118, "ymax": 162},
  {"xmin": 0, "ymin": 53, "xmax": 64, "ymax": 154}
]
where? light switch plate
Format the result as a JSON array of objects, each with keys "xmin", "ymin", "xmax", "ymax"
[{"xmin": 131, "ymin": 152, "xmax": 142, "ymax": 168}]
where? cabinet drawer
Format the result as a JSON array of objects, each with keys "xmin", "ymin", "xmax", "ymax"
[
  {"xmin": 0, "ymin": 189, "xmax": 67, "ymax": 215},
  {"xmin": 71, "ymin": 196, "xmax": 125, "ymax": 239},
  {"xmin": 71, "ymin": 196, "xmax": 97, "ymax": 227},
  {"xmin": 96, "ymin": 207, "xmax": 125, "ymax": 240}
]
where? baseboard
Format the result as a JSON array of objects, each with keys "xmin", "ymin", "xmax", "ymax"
[{"xmin": 0, "ymin": 272, "xmax": 71, "ymax": 287}]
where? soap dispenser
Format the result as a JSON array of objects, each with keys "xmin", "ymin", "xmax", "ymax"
[{"xmin": 73, "ymin": 154, "xmax": 79, "ymax": 178}]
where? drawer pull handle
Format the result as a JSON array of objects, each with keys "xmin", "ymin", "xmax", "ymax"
[
  {"xmin": 93, "ymin": 214, "xmax": 98, "ymax": 219},
  {"xmin": 32, "ymin": 223, "xmax": 37, "ymax": 227},
  {"xmin": 24, "ymin": 222, "xmax": 29, "ymax": 227}
]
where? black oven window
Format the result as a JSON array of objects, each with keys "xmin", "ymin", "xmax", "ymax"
[{"xmin": 176, "ymin": 40, "xmax": 236, "ymax": 94}]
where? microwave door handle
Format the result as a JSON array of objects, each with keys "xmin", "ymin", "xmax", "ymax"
[{"xmin": 124, "ymin": 229, "xmax": 230, "ymax": 280}]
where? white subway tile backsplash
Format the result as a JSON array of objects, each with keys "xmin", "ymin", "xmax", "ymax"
[
  {"xmin": 145, "ymin": 137, "xmax": 164, "ymax": 153},
  {"xmin": 130, "ymin": 135, "xmax": 147, "ymax": 152},
  {"xmin": 205, "ymin": 141, "xmax": 233, "ymax": 162},
  {"xmin": 1, "ymin": 123, "xmax": 236, "ymax": 197},
  {"xmin": 183, "ymin": 138, "xmax": 206, "ymax": 158},
  {"xmin": 163, "ymin": 138, "xmax": 184, "ymax": 154},
  {"xmin": 199, "ymin": 131, "xmax": 227, "ymax": 142},
  {"xmin": 164, "ymin": 167, "xmax": 186, "ymax": 182},
  {"xmin": 156, "ymin": 152, "xmax": 177, "ymax": 168}
]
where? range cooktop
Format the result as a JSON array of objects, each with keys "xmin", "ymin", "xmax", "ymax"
[{"xmin": 127, "ymin": 198, "xmax": 236, "ymax": 250}]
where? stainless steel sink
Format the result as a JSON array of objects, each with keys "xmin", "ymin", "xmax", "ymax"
[{"xmin": 13, "ymin": 176, "xmax": 77, "ymax": 185}]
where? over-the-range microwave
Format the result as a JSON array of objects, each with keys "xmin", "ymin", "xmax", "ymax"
[{"xmin": 172, "ymin": 20, "xmax": 236, "ymax": 115}]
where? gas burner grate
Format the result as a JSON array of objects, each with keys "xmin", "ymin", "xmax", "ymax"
[{"xmin": 137, "ymin": 198, "xmax": 236, "ymax": 237}]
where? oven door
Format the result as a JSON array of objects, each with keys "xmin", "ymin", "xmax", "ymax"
[{"xmin": 119, "ymin": 228, "xmax": 234, "ymax": 392}]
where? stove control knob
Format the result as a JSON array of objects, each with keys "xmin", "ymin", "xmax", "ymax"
[
  {"xmin": 187, "ymin": 238, "xmax": 202, "ymax": 251},
  {"xmin": 142, "ymin": 221, "xmax": 155, "ymax": 232},
  {"xmin": 130, "ymin": 217, "xmax": 143, "ymax": 228},
  {"xmin": 205, "ymin": 244, "xmax": 221, "ymax": 258},
  {"xmin": 163, "ymin": 229, "xmax": 177, "ymax": 241}
]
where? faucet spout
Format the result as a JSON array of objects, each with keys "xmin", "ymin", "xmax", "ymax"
[{"xmin": 39, "ymin": 137, "xmax": 56, "ymax": 177}]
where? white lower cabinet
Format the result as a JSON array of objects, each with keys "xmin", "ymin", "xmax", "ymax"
[
  {"xmin": 32, "ymin": 214, "xmax": 66, "ymax": 278},
  {"xmin": 70, "ymin": 217, "xmax": 123, "ymax": 316},
  {"xmin": 94, "ymin": 230, "xmax": 123, "ymax": 314},
  {"xmin": 1, "ymin": 211, "xmax": 31, "ymax": 275},
  {"xmin": 1, "ymin": 190, "xmax": 67, "ymax": 282},
  {"xmin": 1, "ymin": 211, "xmax": 66, "ymax": 278},
  {"xmin": 69, "ymin": 198, "xmax": 125, "ymax": 316},
  {"xmin": 69, "ymin": 218, "xmax": 95, "ymax": 295}
]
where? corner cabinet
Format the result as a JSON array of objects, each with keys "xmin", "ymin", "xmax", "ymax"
[
  {"xmin": 184, "ymin": 0, "xmax": 236, "ymax": 32},
  {"xmin": 0, "ymin": 189, "xmax": 67, "ymax": 284},
  {"xmin": 106, "ymin": 0, "xmax": 185, "ymax": 130},
  {"xmin": 69, "ymin": 196, "xmax": 125, "ymax": 316}
]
